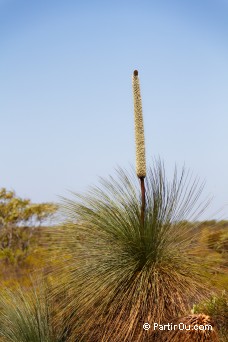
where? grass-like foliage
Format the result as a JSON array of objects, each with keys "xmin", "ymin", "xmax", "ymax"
[
  {"xmin": 51, "ymin": 160, "xmax": 213, "ymax": 341},
  {"xmin": 0, "ymin": 279, "xmax": 66, "ymax": 342}
]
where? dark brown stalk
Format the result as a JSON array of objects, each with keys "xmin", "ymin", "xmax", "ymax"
[{"xmin": 140, "ymin": 176, "xmax": 146, "ymax": 231}]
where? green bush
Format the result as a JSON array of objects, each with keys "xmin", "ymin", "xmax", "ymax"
[{"xmin": 0, "ymin": 279, "xmax": 67, "ymax": 342}]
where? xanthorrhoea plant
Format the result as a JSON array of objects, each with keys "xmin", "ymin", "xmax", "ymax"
[
  {"xmin": 0, "ymin": 279, "xmax": 66, "ymax": 342},
  {"xmin": 51, "ymin": 160, "xmax": 212, "ymax": 342}
]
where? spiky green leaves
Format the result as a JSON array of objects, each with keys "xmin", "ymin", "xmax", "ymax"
[
  {"xmin": 0, "ymin": 280, "xmax": 60, "ymax": 342},
  {"xmin": 51, "ymin": 161, "xmax": 212, "ymax": 341},
  {"xmin": 132, "ymin": 70, "xmax": 146, "ymax": 178}
]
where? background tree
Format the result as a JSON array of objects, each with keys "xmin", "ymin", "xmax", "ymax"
[{"xmin": 0, "ymin": 188, "xmax": 57, "ymax": 252}]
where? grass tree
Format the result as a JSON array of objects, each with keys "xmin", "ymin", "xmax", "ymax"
[
  {"xmin": 0, "ymin": 279, "xmax": 67, "ymax": 342},
  {"xmin": 50, "ymin": 71, "xmax": 214, "ymax": 341}
]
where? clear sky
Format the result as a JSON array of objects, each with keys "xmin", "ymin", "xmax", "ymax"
[{"xmin": 1, "ymin": 0, "xmax": 228, "ymax": 220}]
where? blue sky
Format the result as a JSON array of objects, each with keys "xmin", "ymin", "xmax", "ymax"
[{"xmin": 1, "ymin": 0, "xmax": 228, "ymax": 220}]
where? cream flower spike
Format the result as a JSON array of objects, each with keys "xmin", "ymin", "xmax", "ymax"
[{"xmin": 132, "ymin": 70, "xmax": 146, "ymax": 178}]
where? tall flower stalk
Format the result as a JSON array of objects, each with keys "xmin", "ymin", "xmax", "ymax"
[{"xmin": 132, "ymin": 70, "xmax": 146, "ymax": 230}]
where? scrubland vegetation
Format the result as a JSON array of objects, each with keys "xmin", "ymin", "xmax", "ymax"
[{"xmin": 0, "ymin": 168, "xmax": 227, "ymax": 341}]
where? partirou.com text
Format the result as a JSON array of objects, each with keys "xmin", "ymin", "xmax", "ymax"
[{"xmin": 143, "ymin": 322, "xmax": 213, "ymax": 331}]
